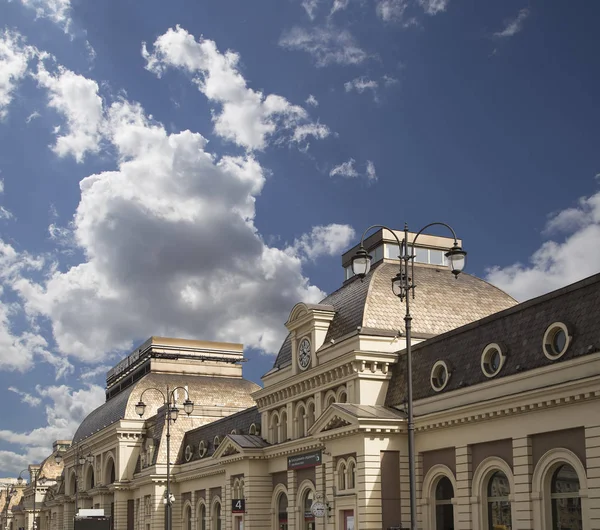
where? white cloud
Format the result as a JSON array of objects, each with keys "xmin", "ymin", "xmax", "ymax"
[
  {"xmin": 494, "ymin": 8, "xmax": 530, "ymax": 38},
  {"xmin": 418, "ymin": 0, "xmax": 450, "ymax": 15},
  {"xmin": 15, "ymin": 0, "xmax": 73, "ymax": 32},
  {"xmin": 8, "ymin": 386, "xmax": 42, "ymax": 407},
  {"xmin": 306, "ymin": 94, "xmax": 319, "ymax": 107},
  {"xmin": 26, "ymin": 110, "xmax": 41, "ymax": 123},
  {"xmin": 301, "ymin": 0, "xmax": 320, "ymax": 20},
  {"xmin": 330, "ymin": 0, "xmax": 350, "ymax": 16},
  {"xmin": 344, "ymin": 76, "xmax": 379, "ymax": 96},
  {"xmin": 330, "ymin": 158, "xmax": 359, "ymax": 178},
  {"xmin": 35, "ymin": 63, "xmax": 104, "ymax": 162},
  {"xmin": 486, "ymin": 188, "xmax": 600, "ymax": 301},
  {"xmin": 0, "ymin": 383, "xmax": 105, "ymax": 470},
  {"xmin": 0, "ymin": 30, "xmax": 35, "ymax": 120},
  {"xmin": 383, "ymin": 74, "xmax": 400, "ymax": 87},
  {"xmin": 366, "ymin": 160, "xmax": 377, "ymax": 181},
  {"xmin": 376, "ymin": 0, "xmax": 409, "ymax": 22},
  {"xmin": 291, "ymin": 224, "xmax": 355, "ymax": 261},
  {"xmin": 142, "ymin": 26, "xmax": 325, "ymax": 151},
  {"xmin": 291, "ymin": 122, "xmax": 331, "ymax": 143},
  {"xmin": 279, "ymin": 26, "xmax": 369, "ymax": 67},
  {"xmin": 12, "ymin": 91, "xmax": 341, "ymax": 360}
]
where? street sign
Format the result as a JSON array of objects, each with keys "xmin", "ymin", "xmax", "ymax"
[
  {"xmin": 287, "ymin": 450, "xmax": 322, "ymax": 470},
  {"xmin": 232, "ymin": 499, "xmax": 245, "ymax": 513}
]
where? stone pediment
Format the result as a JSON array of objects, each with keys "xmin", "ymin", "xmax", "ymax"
[
  {"xmin": 308, "ymin": 405, "xmax": 358, "ymax": 437},
  {"xmin": 323, "ymin": 415, "xmax": 353, "ymax": 431}
]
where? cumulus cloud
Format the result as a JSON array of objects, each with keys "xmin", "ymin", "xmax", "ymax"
[
  {"xmin": 14, "ymin": 0, "xmax": 73, "ymax": 32},
  {"xmin": 290, "ymin": 224, "xmax": 355, "ymax": 261},
  {"xmin": 0, "ymin": 383, "xmax": 104, "ymax": 472},
  {"xmin": 494, "ymin": 8, "xmax": 530, "ymax": 38},
  {"xmin": 418, "ymin": 0, "xmax": 450, "ymax": 15},
  {"xmin": 35, "ymin": 63, "xmax": 104, "ymax": 162},
  {"xmin": 330, "ymin": 0, "xmax": 350, "ymax": 16},
  {"xmin": 11, "ymin": 88, "xmax": 348, "ymax": 359},
  {"xmin": 279, "ymin": 26, "xmax": 369, "ymax": 67},
  {"xmin": 0, "ymin": 30, "xmax": 35, "ymax": 120},
  {"xmin": 142, "ymin": 26, "xmax": 328, "ymax": 150},
  {"xmin": 486, "ymin": 187, "xmax": 600, "ymax": 301}
]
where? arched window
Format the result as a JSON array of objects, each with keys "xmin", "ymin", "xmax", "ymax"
[
  {"xmin": 347, "ymin": 459, "xmax": 356, "ymax": 490},
  {"xmin": 435, "ymin": 477, "xmax": 454, "ymax": 530},
  {"xmin": 104, "ymin": 458, "xmax": 116, "ymax": 485},
  {"xmin": 212, "ymin": 500, "xmax": 221, "ymax": 530},
  {"xmin": 306, "ymin": 401, "xmax": 316, "ymax": 431},
  {"xmin": 296, "ymin": 403, "xmax": 306, "ymax": 438},
  {"xmin": 280, "ymin": 410, "xmax": 288, "ymax": 441},
  {"xmin": 68, "ymin": 469, "xmax": 77, "ymax": 495},
  {"xmin": 85, "ymin": 465, "xmax": 95, "ymax": 490},
  {"xmin": 233, "ymin": 478, "xmax": 245, "ymax": 499},
  {"xmin": 486, "ymin": 471, "xmax": 511, "ymax": 529},
  {"xmin": 551, "ymin": 464, "xmax": 582, "ymax": 529},
  {"xmin": 271, "ymin": 413, "xmax": 280, "ymax": 444},
  {"xmin": 184, "ymin": 505, "xmax": 192, "ymax": 530},
  {"xmin": 278, "ymin": 492, "xmax": 288, "ymax": 530},
  {"xmin": 324, "ymin": 392, "xmax": 336, "ymax": 409},
  {"xmin": 337, "ymin": 386, "xmax": 348, "ymax": 403},
  {"xmin": 337, "ymin": 461, "xmax": 347, "ymax": 491},
  {"xmin": 196, "ymin": 502, "xmax": 206, "ymax": 530}
]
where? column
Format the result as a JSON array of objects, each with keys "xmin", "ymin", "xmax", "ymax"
[
  {"xmin": 324, "ymin": 453, "xmax": 335, "ymax": 530},
  {"xmin": 455, "ymin": 446, "xmax": 472, "ymax": 530},
  {"xmin": 190, "ymin": 491, "xmax": 197, "ymax": 530},
  {"xmin": 357, "ymin": 452, "xmax": 383, "ymax": 529},
  {"xmin": 113, "ymin": 490, "xmax": 129, "ymax": 530},
  {"xmin": 586, "ymin": 425, "xmax": 600, "ymax": 530},
  {"xmin": 512, "ymin": 437, "xmax": 533, "ymax": 530},
  {"xmin": 415, "ymin": 452, "xmax": 423, "ymax": 530}
]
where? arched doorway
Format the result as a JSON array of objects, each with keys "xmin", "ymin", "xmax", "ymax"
[
  {"xmin": 435, "ymin": 476, "xmax": 454, "ymax": 530},
  {"xmin": 551, "ymin": 464, "xmax": 582, "ymax": 530}
]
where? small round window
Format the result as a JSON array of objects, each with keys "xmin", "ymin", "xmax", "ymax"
[
  {"xmin": 481, "ymin": 343, "xmax": 506, "ymax": 378},
  {"xmin": 430, "ymin": 360, "xmax": 450, "ymax": 392},
  {"xmin": 543, "ymin": 322, "xmax": 572, "ymax": 360}
]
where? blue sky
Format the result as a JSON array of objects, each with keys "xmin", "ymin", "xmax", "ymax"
[{"xmin": 0, "ymin": 0, "xmax": 599, "ymax": 476}]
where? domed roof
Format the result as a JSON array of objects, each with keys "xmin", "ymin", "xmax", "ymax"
[
  {"xmin": 73, "ymin": 372, "xmax": 259, "ymax": 443},
  {"xmin": 273, "ymin": 261, "xmax": 517, "ymax": 368},
  {"xmin": 37, "ymin": 453, "xmax": 64, "ymax": 481}
]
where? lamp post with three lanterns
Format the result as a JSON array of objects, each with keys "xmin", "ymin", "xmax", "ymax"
[
  {"xmin": 135, "ymin": 386, "xmax": 194, "ymax": 530},
  {"xmin": 351, "ymin": 222, "xmax": 467, "ymax": 530}
]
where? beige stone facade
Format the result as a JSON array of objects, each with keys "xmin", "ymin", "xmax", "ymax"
[{"xmin": 8, "ymin": 231, "xmax": 600, "ymax": 530}]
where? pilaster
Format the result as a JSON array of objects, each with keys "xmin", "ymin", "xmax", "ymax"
[
  {"xmin": 287, "ymin": 469, "xmax": 297, "ymax": 530},
  {"xmin": 455, "ymin": 445, "xmax": 472, "ymax": 530},
  {"xmin": 315, "ymin": 462, "xmax": 326, "ymax": 530},
  {"xmin": 245, "ymin": 472, "xmax": 272, "ymax": 530},
  {"xmin": 223, "ymin": 476, "xmax": 231, "ymax": 530},
  {"xmin": 586, "ymin": 425, "xmax": 600, "ymax": 530},
  {"xmin": 512, "ymin": 436, "xmax": 533, "ymax": 530},
  {"xmin": 399, "ymin": 453, "xmax": 410, "ymax": 526},
  {"xmin": 357, "ymin": 452, "xmax": 382, "ymax": 529},
  {"xmin": 62, "ymin": 502, "xmax": 75, "ymax": 530}
]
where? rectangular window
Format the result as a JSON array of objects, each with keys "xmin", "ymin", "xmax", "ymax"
[
  {"xmin": 415, "ymin": 247, "xmax": 428, "ymax": 263},
  {"xmin": 429, "ymin": 249, "xmax": 444, "ymax": 265}
]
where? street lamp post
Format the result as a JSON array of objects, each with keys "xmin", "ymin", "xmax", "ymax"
[
  {"xmin": 352, "ymin": 223, "xmax": 467, "ymax": 530},
  {"xmin": 54, "ymin": 443, "xmax": 94, "ymax": 516},
  {"xmin": 1, "ymin": 482, "xmax": 17, "ymax": 530},
  {"xmin": 17, "ymin": 468, "xmax": 39, "ymax": 530},
  {"xmin": 135, "ymin": 386, "xmax": 194, "ymax": 530}
]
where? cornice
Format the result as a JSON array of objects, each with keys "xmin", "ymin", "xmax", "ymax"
[{"xmin": 414, "ymin": 374, "xmax": 600, "ymax": 432}]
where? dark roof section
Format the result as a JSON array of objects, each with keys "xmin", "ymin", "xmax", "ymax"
[
  {"xmin": 386, "ymin": 272, "xmax": 600, "ymax": 407},
  {"xmin": 179, "ymin": 406, "xmax": 262, "ymax": 463},
  {"xmin": 273, "ymin": 261, "xmax": 517, "ymax": 369},
  {"xmin": 74, "ymin": 373, "xmax": 259, "ymax": 443},
  {"xmin": 333, "ymin": 403, "xmax": 406, "ymax": 420},
  {"xmin": 73, "ymin": 386, "xmax": 134, "ymax": 443},
  {"xmin": 229, "ymin": 434, "xmax": 270, "ymax": 449}
]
